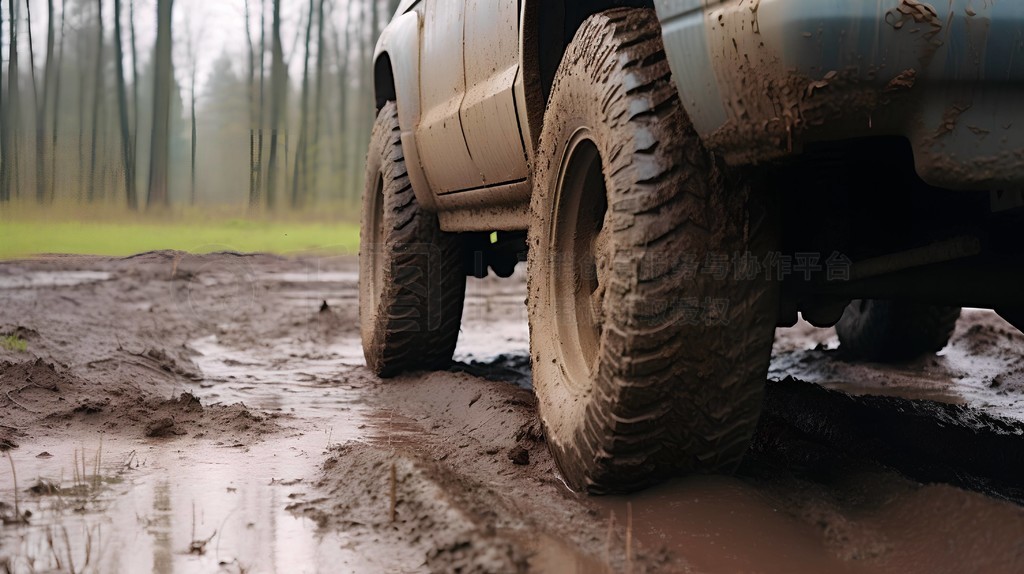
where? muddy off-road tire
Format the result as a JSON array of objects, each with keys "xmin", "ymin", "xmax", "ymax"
[
  {"xmin": 836, "ymin": 300, "xmax": 961, "ymax": 362},
  {"xmin": 527, "ymin": 9, "xmax": 781, "ymax": 494},
  {"xmin": 359, "ymin": 102, "xmax": 466, "ymax": 378}
]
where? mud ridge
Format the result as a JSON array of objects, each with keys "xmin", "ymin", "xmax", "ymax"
[{"xmin": 756, "ymin": 376, "xmax": 1024, "ymax": 503}]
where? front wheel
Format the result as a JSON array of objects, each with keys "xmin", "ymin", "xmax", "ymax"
[
  {"xmin": 359, "ymin": 102, "xmax": 466, "ymax": 378},
  {"xmin": 527, "ymin": 9, "xmax": 781, "ymax": 494}
]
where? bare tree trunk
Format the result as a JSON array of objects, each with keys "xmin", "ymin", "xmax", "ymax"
[
  {"xmin": 265, "ymin": 0, "xmax": 285, "ymax": 211},
  {"xmin": 190, "ymin": 89, "xmax": 196, "ymax": 204},
  {"xmin": 25, "ymin": 0, "xmax": 42, "ymax": 203},
  {"xmin": 129, "ymin": 0, "xmax": 138, "ymax": 173},
  {"xmin": 290, "ymin": 0, "xmax": 314, "ymax": 209},
  {"xmin": 184, "ymin": 15, "xmax": 199, "ymax": 206},
  {"xmin": 0, "ymin": 1, "xmax": 5, "ymax": 203},
  {"xmin": 256, "ymin": 0, "xmax": 266, "ymax": 209},
  {"xmin": 0, "ymin": 0, "xmax": 4, "ymax": 203},
  {"xmin": 244, "ymin": 0, "xmax": 258, "ymax": 208},
  {"xmin": 49, "ymin": 0, "xmax": 65, "ymax": 202},
  {"xmin": 76, "ymin": 9, "xmax": 87, "ymax": 201},
  {"xmin": 347, "ymin": 0, "xmax": 370, "ymax": 203},
  {"xmin": 87, "ymin": 0, "xmax": 104, "ymax": 202},
  {"xmin": 36, "ymin": 0, "xmax": 56, "ymax": 203},
  {"xmin": 189, "ymin": 35, "xmax": 197, "ymax": 205},
  {"xmin": 1, "ymin": 0, "xmax": 21, "ymax": 202},
  {"xmin": 146, "ymin": 0, "xmax": 174, "ymax": 209},
  {"xmin": 333, "ymin": 0, "xmax": 354, "ymax": 201},
  {"xmin": 310, "ymin": 0, "xmax": 325, "ymax": 204},
  {"xmin": 25, "ymin": 0, "xmax": 37, "ymax": 115},
  {"xmin": 113, "ymin": 0, "xmax": 136, "ymax": 208}
]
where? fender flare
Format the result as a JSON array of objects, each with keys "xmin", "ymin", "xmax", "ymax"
[{"xmin": 373, "ymin": 11, "xmax": 438, "ymax": 212}]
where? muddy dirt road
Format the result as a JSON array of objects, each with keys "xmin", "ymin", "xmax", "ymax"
[{"xmin": 1, "ymin": 252, "xmax": 1024, "ymax": 573}]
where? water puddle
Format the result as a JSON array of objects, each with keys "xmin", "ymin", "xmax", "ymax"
[
  {"xmin": 258, "ymin": 271, "xmax": 359, "ymax": 285},
  {"xmin": 452, "ymin": 275, "xmax": 531, "ymax": 386},
  {"xmin": 0, "ymin": 433, "xmax": 393, "ymax": 573},
  {"xmin": 595, "ymin": 476, "xmax": 867, "ymax": 573},
  {"xmin": 593, "ymin": 471, "xmax": 1024, "ymax": 574},
  {"xmin": 1, "ymin": 328, "xmax": 422, "ymax": 573},
  {"xmin": 0, "ymin": 271, "xmax": 112, "ymax": 289},
  {"xmin": 188, "ymin": 336, "xmax": 366, "ymax": 413}
]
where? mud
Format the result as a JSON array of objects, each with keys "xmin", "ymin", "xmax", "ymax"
[{"xmin": 2, "ymin": 252, "xmax": 1024, "ymax": 572}]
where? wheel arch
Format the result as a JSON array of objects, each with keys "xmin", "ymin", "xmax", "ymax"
[
  {"xmin": 372, "ymin": 10, "xmax": 438, "ymax": 212},
  {"xmin": 520, "ymin": 0, "xmax": 655, "ymax": 150},
  {"xmin": 373, "ymin": 52, "xmax": 397, "ymax": 113}
]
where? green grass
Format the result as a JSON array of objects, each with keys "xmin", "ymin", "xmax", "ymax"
[
  {"xmin": 1, "ymin": 335, "xmax": 27, "ymax": 352},
  {"xmin": 0, "ymin": 219, "xmax": 361, "ymax": 259}
]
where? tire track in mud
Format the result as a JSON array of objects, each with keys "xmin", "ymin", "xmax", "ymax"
[
  {"xmin": 753, "ymin": 377, "xmax": 1024, "ymax": 504},
  {"xmin": 3, "ymin": 253, "xmax": 1024, "ymax": 572}
]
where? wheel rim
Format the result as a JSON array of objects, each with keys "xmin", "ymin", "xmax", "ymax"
[{"xmin": 549, "ymin": 130, "xmax": 610, "ymax": 391}]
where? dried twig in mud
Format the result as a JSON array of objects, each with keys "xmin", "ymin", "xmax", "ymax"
[
  {"xmin": 4, "ymin": 452, "xmax": 28, "ymax": 524},
  {"xmin": 61, "ymin": 526, "xmax": 76, "ymax": 574},
  {"xmin": 46, "ymin": 527, "xmax": 64, "ymax": 570},
  {"xmin": 389, "ymin": 461, "xmax": 397, "ymax": 523},
  {"xmin": 626, "ymin": 502, "xmax": 633, "ymax": 574},
  {"xmin": 189, "ymin": 530, "xmax": 217, "ymax": 555},
  {"xmin": 604, "ymin": 510, "xmax": 616, "ymax": 566},
  {"xmin": 93, "ymin": 441, "xmax": 103, "ymax": 492},
  {"xmin": 213, "ymin": 509, "xmax": 238, "ymax": 562},
  {"xmin": 4, "ymin": 389, "xmax": 38, "ymax": 414},
  {"xmin": 189, "ymin": 501, "xmax": 217, "ymax": 555},
  {"xmin": 54, "ymin": 523, "xmax": 99, "ymax": 574}
]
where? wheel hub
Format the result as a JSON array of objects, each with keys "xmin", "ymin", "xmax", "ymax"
[{"xmin": 551, "ymin": 133, "xmax": 609, "ymax": 387}]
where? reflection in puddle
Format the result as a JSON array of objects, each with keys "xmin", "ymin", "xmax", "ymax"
[
  {"xmin": 258, "ymin": 271, "xmax": 359, "ymax": 284},
  {"xmin": 1, "ymin": 334, "xmax": 420, "ymax": 573},
  {"xmin": 455, "ymin": 275, "xmax": 530, "ymax": 366},
  {"xmin": 522, "ymin": 531, "xmax": 612, "ymax": 573},
  {"xmin": 0, "ymin": 271, "xmax": 112, "ymax": 289},
  {"xmin": 0, "ymin": 435, "xmax": 380, "ymax": 573},
  {"xmin": 596, "ymin": 476, "xmax": 864, "ymax": 574},
  {"xmin": 189, "ymin": 335, "xmax": 366, "ymax": 412}
]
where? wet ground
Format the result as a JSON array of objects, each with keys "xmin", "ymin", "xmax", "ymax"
[{"xmin": 1, "ymin": 252, "xmax": 1023, "ymax": 573}]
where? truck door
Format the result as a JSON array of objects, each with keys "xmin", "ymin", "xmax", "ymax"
[
  {"xmin": 460, "ymin": 0, "xmax": 528, "ymax": 186},
  {"xmin": 415, "ymin": 0, "xmax": 482, "ymax": 194}
]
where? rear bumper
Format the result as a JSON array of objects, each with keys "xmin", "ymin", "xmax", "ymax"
[{"xmin": 656, "ymin": 0, "xmax": 1024, "ymax": 189}]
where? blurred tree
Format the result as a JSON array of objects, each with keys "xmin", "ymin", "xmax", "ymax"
[
  {"xmin": 185, "ymin": 13, "xmax": 200, "ymax": 205},
  {"xmin": 49, "ymin": 0, "xmax": 64, "ymax": 202},
  {"xmin": 24, "ymin": 0, "xmax": 41, "ymax": 204},
  {"xmin": 244, "ymin": 0, "xmax": 259, "ymax": 208},
  {"xmin": 146, "ymin": 0, "xmax": 174, "ymax": 208},
  {"xmin": 86, "ymin": 0, "xmax": 103, "ymax": 202},
  {"xmin": 309, "ymin": 0, "xmax": 325, "ymax": 203},
  {"xmin": 265, "ymin": 0, "xmax": 285, "ymax": 210},
  {"xmin": 0, "ymin": 1, "xmax": 5, "ymax": 203},
  {"xmin": 129, "ymin": 0, "xmax": 137, "ymax": 169},
  {"xmin": 114, "ymin": 0, "xmax": 136, "ymax": 208},
  {"xmin": 290, "ymin": 0, "xmax": 313, "ymax": 209},
  {"xmin": 196, "ymin": 51, "xmax": 248, "ymax": 205},
  {"xmin": 1, "ymin": 0, "xmax": 22, "ymax": 202}
]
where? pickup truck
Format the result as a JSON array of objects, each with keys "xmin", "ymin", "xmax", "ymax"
[{"xmin": 359, "ymin": 0, "xmax": 1024, "ymax": 494}]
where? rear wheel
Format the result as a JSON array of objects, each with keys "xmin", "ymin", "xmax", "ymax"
[
  {"xmin": 359, "ymin": 102, "xmax": 466, "ymax": 378},
  {"xmin": 836, "ymin": 300, "xmax": 961, "ymax": 361},
  {"xmin": 527, "ymin": 9, "xmax": 780, "ymax": 494}
]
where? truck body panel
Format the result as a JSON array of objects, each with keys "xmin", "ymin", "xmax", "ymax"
[
  {"xmin": 376, "ymin": 0, "xmax": 1024, "ymax": 226},
  {"xmin": 656, "ymin": 0, "xmax": 1024, "ymax": 189}
]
